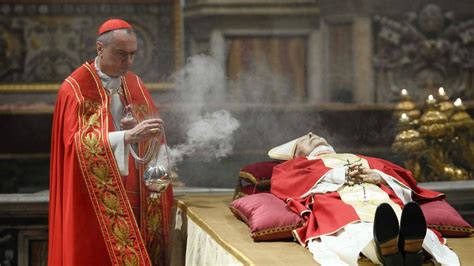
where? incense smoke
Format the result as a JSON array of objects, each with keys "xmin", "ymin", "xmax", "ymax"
[{"xmin": 156, "ymin": 55, "xmax": 241, "ymax": 169}]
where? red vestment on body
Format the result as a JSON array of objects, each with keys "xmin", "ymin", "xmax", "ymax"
[
  {"xmin": 270, "ymin": 155, "xmax": 444, "ymax": 246},
  {"xmin": 49, "ymin": 61, "xmax": 173, "ymax": 266}
]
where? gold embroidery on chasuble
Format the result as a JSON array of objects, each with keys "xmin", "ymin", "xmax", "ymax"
[
  {"xmin": 145, "ymin": 197, "xmax": 165, "ymax": 265},
  {"xmin": 73, "ymin": 70, "xmax": 151, "ymax": 265}
]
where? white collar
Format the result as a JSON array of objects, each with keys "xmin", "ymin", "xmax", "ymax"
[
  {"xmin": 94, "ymin": 57, "xmax": 122, "ymax": 93},
  {"xmin": 307, "ymin": 145, "xmax": 336, "ymax": 159}
]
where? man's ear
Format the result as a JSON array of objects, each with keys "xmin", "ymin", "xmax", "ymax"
[{"xmin": 96, "ymin": 41, "xmax": 104, "ymax": 56}]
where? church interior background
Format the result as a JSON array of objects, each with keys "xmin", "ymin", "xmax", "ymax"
[{"xmin": 0, "ymin": 0, "xmax": 473, "ymax": 264}]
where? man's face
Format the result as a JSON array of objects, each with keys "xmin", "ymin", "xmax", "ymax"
[
  {"xmin": 294, "ymin": 132, "xmax": 330, "ymax": 157},
  {"xmin": 97, "ymin": 30, "xmax": 137, "ymax": 77}
]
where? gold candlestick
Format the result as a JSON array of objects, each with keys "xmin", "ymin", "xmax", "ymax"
[
  {"xmin": 437, "ymin": 87, "xmax": 455, "ymax": 117},
  {"xmin": 393, "ymin": 113, "xmax": 426, "ymax": 153},
  {"xmin": 450, "ymin": 98, "xmax": 473, "ymax": 129},
  {"xmin": 419, "ymin": 95, "xmax": 448, "ymax": 138},
  {"xmin": 392, "ymin": 113, "xmax": 426, "ymax": 181},
  {"xmin": 394, "ymin": 89, "xmax": 420, "ymax": 120}
]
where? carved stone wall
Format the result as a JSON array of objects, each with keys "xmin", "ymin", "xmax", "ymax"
[
  {"xmin": 0, "ymin": 1, "xmax": 179, "ymax": 84},
  {"xmin": 319, "ymin": 0, "xmax": 474, "ymax": 103},
  {"xmin": 373, "ymin": 3, "xmax": 474, "ymax": 102}
]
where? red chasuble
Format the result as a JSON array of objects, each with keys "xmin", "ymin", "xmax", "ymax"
[
  {"xmin": 270, "ymin": 155, "xmax": 444, "ymax": 246},
  {"xmin": 49, "ymin": 61, "xmax": 173, "ymax": 266}
]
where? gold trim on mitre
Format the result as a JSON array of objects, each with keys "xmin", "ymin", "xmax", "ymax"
[{"xmin": 268, "ymin": 137, "xmax": 301, "ymax": 160}]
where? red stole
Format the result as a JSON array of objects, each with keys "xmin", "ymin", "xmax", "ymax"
[
  {"xmin": 270, "ymin": 155, "xmax": 444, "ymax": 246},
  {"xmin": 48, "ymin": 61, "xmax": 173, "ymax": 265}
]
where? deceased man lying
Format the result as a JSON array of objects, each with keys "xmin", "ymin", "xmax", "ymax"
[{"xmin": 268, "ymin": 132, "xmax": 459, "ymax": 266}]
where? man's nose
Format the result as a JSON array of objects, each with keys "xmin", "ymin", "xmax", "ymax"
[{"xmin": 126, "ymin": 54, "xmax": 134, "ymax": 65}]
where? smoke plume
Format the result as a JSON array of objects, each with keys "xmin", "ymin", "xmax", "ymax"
[{"xmin": 156, "ymin": 55, "xmax": 240, "ymax": 169}]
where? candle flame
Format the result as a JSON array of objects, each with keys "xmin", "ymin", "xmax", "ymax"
[
  {"xmin": 399, "ymin": 113, "xmax": 410, "ymax": 123},
  {"xmin": 438, "ymin": 87, "xmax": 445, "ymax": 96},
  {"xmin": 454, "ymin": 98, "xmax": 463, "ymax": 107},
  {"xmin": 428, "ymin": 94, "xmax": 434, "ymax": 101},
  {"xmin": 401, "ymin": 89, "xmax": 408, "ymax": 96}
]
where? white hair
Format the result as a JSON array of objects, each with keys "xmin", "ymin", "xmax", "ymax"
[{"xmin": 96, "ymin": 28, "xmax": 136, "ymax": 46}]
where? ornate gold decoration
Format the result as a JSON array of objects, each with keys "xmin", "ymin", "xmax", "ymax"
[
  {"xmin": 392, "ymin": 89, "xmax": 473, "ymax": 181},
  {"xmin": 437, "ymin": 87, "xmax": 455, "ymax": 117},
  {"xmin": 448, "ymin": 98, "xmax": 474, "ymax": 174},
  {"xmin": 393, "ymin": 89, "xmax": 421, "ymax": 121},
  {"xmin": 418, "ymin": 94, "xmax": 449, "ymax": 138},
  {"xmin": 145, "ymin": 196, "xmax": 164, "ymax": 266},
  {"xmin": 76, "ymin": 99, "xmax": 150, "ymax": 265},
  {"xmin": 392, "ymin": 113, "xmax": 426, "ymax": 181}
]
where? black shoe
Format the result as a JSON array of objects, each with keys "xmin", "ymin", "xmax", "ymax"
[
  {"xmin": 399, "ymin": 202, "xmax": 426, "ymax": 266},
  {"xmin": 374, "ymin": 203, "xmax": 404, "ymax": 266}
]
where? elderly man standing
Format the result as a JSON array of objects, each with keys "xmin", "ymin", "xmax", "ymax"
[
  {"xmin": 269, "ymin": 133, "xmax": 459, "ymax": 266},
  {"xmin": 49, "ymin": 19, "xmax": 173, "ymax": 266}
]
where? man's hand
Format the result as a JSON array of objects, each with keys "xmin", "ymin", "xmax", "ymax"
[
  {"xmin": 346, "ymin": 162, "xmax": 363, "ymax": 178},
  {"xmin": 357, "ymin": 168, "xmax": 386, "ymax": 185},
  {"xmin": 346, "ymin": 163, "xmax": 386, "ymax": 185},
  {"xmin": 124, "ymin": 118, "xmax": 163, "ymax": 144}
]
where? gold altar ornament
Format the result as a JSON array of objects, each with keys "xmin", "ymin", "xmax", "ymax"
[
  {"xmin": 437, "ymin": 87, "xmax": 455, "ymax": 117},
  {"xmin": 450, "ymin": 98, "xmax": 474, "ymax": 128},
  {"xmin": 392, "ymin": 113, "xmax": 426, "ymax": 153},
  {"xmin": 392, "ymin": 89, "xmax": 473, "ymax": 181},
  {"xmin": 392, "ymin": 113, "xmax": 426, "ymax": 181},
  {"xmin": 418, "ymin": 95, "xmax": 449, "ymax": 138},
  {"xmin": 394, "ymin": 89, "xmax": 421, "ymax": 121}
]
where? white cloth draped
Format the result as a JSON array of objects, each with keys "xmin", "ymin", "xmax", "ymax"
[
  {"xmin": 108, "ymin": 131, "xmax": 129, "ymax": 176},
  {"xmin": 308, "ymin": 222, "xmax": 377, "ymax": 266},
  {"xmin": 308, "ymin": 222, "xmax": 460, "ymax": 266},
  {"xmin": 94, "ymin": 57, "xmax": 130, "ymax": 176}
]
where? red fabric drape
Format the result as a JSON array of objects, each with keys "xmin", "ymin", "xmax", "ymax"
[
  {"xmin": 49, "ymin": 61, "xmax": 173, "ymax": 265},
  {"xmin": 270, "ymin": 155, "xmax": 444, "ymax": 246}
]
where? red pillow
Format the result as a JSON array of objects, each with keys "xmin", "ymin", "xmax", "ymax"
[
  {"xmin": 420, "ymin": 200, "xmax": 472, "ymax": 237},
  {"xmin": 229, "ymin": 193, "xmax": 304, "ymax": 241},
  {"xmin": 239, "ymin": 161, "xmax": 280, "ymax": 187}
]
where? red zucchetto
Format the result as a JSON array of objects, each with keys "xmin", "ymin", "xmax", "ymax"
[{"xmin": 97, "ymin": 19, "xmax": 132, "ymax": 36}]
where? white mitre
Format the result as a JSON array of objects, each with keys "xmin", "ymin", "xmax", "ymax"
[{"xmin": 268, "ymin": 137, "xmax": 300, "ymax": 160}]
